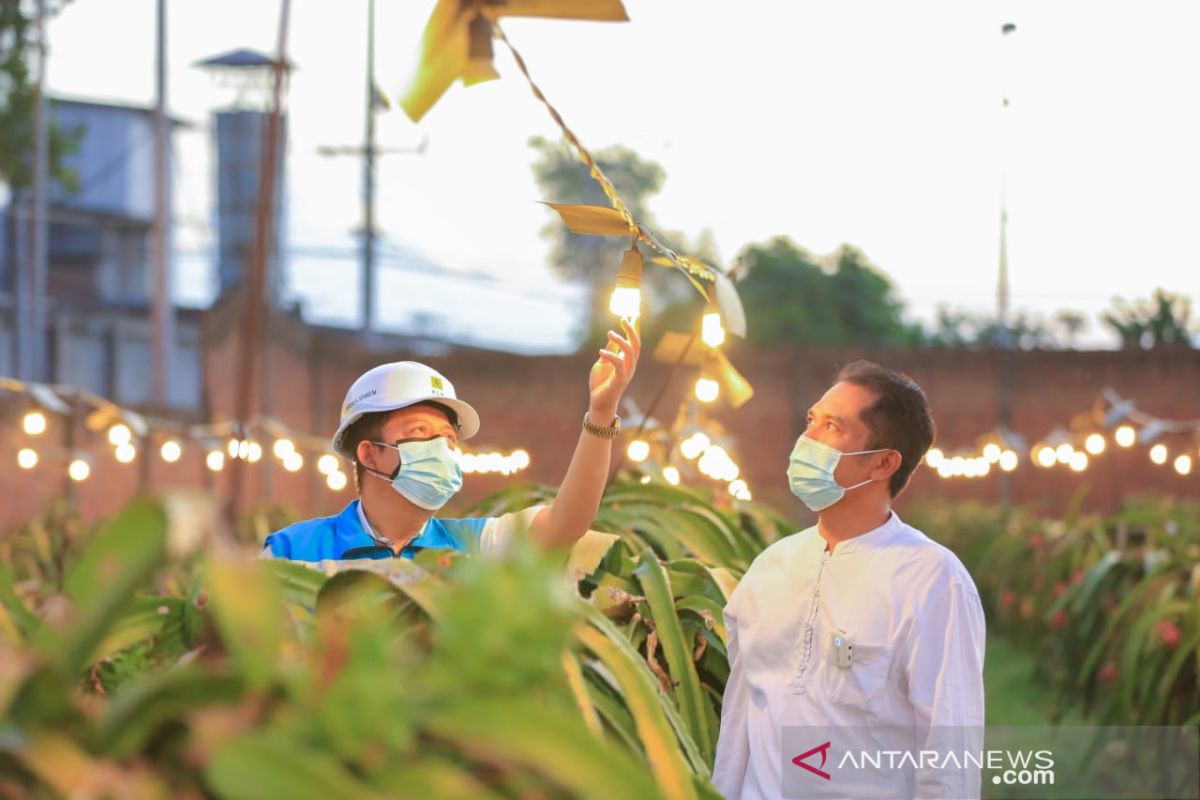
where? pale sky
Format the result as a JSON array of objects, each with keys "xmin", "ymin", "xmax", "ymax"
[{"xmin": 44, "ymin": 0, "xmax": 1200, "ymax": 351}]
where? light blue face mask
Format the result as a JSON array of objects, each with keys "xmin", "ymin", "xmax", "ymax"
[
  {"xmin": 366, "ymin": 436, "xmax": 463, "ymax": 511},
  {"xmin": 787, "ymin": 434, "xmax": 891, "ymax": 512}
]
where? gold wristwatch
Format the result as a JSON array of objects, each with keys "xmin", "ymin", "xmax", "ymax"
[{"xmin": 583, "ymin": 412, "xmax": 621, "ymax": 439}]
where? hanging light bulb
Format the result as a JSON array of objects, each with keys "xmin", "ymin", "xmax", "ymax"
[
  {"xmin": 22, "ymin": 411, "xmax": 47, "ymax": 435},
  {"xmin": 68, "ymin": 459, "xmax": 91, "ymax": 482},
  {"xmin": 701, "ymin": 304, "xmax": 726, "ymax": 348},
  {"xmin": 1114, "ymin": 425, "xmax": 1136, "ymax": 448},
  {"xmin": 114, "ymin": 442, "xmax": 137, "ymax": 464},
  {"xmin": 272, "ymin": 438, "xmax": 295, "ymax": 459},
  {"xmin": 283, "ymin": 451, "xmax": 304, "ymax": 472},
  {"xmin": 1175, "ymin": 454, "xmax": 1193, "ymax": 476},
  {"xmin": 317, "ymin": 454, "xmax": 339, "ymax": 475},
  {"xmin": 626, "ymin": 439, "xmax": 650, "ymax": 463},
  {"xmin": 729, "ymin": 479, "xmax": 749, "ymax": 497},
  {"xmin": 108, "ymin": 423, "xmax": 132, "ymax": 447},
  {"xmin": 1055, "ymin": 443, "xmax": 1075, "ymax": 464},
  {"xmin": 1035, "ymin": 446, "xmax": 1057, "ymax": 468},
  {"xmin": 662, "ymin": 466, "xmax": 681, "ymax": 485},
  {"xmin": 245, "ymin": 441, "xmax": 263, "ymax": 463},
  {"xmin": 510, "ymin": 450, "xmax": 530, "ymax": 470},
  {"xmin": 1084, "ymin": 433, "xmax": 1106, "ymax": 455},
  {"xmin": 999, "ymin": 450, "xmax": 1019, "ymax": 472},
  {"xmin": 695, "ymin": 377, "xmax": 720, "ymax": 403},
  {"xmin": 227, "ymin": 438, "xmax": 240, "ymax": 459},
  {"xmin": 982, "ymin": 443, "xmax": 1002, "ymax": 463},
  {"xmin": 1068, "ymin": 451, "xmax": 1088, "ymax": 472},
  {"xmin": 608, "ymin": 243, "xmax": 643, "ymax": 323},
  {"xmin": 160, "ymin": 440, "xmax": 182, "ymax": 463},
  {"xmin": 924, "ymin": 448, "xmax": 945, "ymax": 468},
  {"xmin": 206, "ymin": 451, "xmax": 225, "ymax": 472},
  {"xmin": 1149, "ymin": 444, "xmax": 1168, "ymax": 465},
  {"xmin": 326, "ymin": 470, "xmax": 348, "ymax": 491},
  {"xmin": 17, "ymin": 448, "xmax": 38, "ymax": 469}
]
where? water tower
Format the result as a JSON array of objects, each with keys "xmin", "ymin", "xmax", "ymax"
[{"xmin": 196, "ymin": 49, "xmax": 292, "ymax": 308}]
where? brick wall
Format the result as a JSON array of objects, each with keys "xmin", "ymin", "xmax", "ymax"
[{"xmin": 3, "ymin": 308, "xmax": 1197, "ymax": 532}]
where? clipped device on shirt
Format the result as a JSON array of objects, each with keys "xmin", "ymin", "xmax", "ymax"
[{"xmin": 832, "ymin": 628, "xmax": 854, "ymax": 669}]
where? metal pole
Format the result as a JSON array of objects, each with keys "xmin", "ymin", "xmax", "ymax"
[
  {"xmin": 228, "ymin": 0, "xmax": 291, "ymax": 527},
  {"xmin": 151, "ymin": 0, "xmax": 174, "ymax": 406},
  {"xmin": 361, "ymin": 0, "xmax": 377, "ymax": 335},
  {"xmin": 997, "ymin": 22, "xmax": 1017, "ymax": 509},
  {"xmin": 30, "ymin": 0, "xmax": 49, "ymax": 382}
]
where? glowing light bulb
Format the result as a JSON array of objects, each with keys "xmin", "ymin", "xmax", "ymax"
[
  {"xmin": 245, "ymin": 441, "xmax": 263, "ymax": 463},
  {"xmin": 283, "ymin": 451, "xmax": 304, "ymax": 472},
  {"xmin": 272, "ymin": 438, "xmax": 295, "ymax": 459},
  {"xmin": 160, "ymin": 440, "xmax": 182, "ymax": 463},
  {"xmin": 1083, "ymin": 433, "xmax": 1105, "ymax": 455},
  {"xmin": 976, "ymin": 458, "xmax": 992, "ymax": 477},
  {"xmin": 924, "ymin": 448, "xmax": 944, "ymax": 468},
  {"xmin": 639, "ymin": 474, "xmax": 652, "ymax": 484},
  {"xmin": 627, "ymin": 439, "xmax": 650, "ymax": 463},
  {"xmin": 68, "ymin": 459, "xmax": 90, "ymax": 481},
  {"xmin": 608, "ymin": 286, "xmax": 642, "ymax": 322},
  {"xmin": 206, "ymin": 451, "xmax": 225, "ymax": 472},
  {"xmin": 695, "ymin": 378, "xmax": 720, "ymax": 403},
  {"xmin": 114, "ymin": 442, "xmax": 136, "ymax": 463},
  {"xmin": 326, "ymin": 470, "xmax": 348, "ymax": 491},
  {"xmin": 22, "ymin": 411, "xmax": 47, "ymax": 435},
  {"xmin": 701, "ymin": 310, "xmax": 726, "ymax": 348},
  {"xmin": 1055, "ymin": 443, "xmax": 1074, "ymax": 464},
  {"xmin": 1069, "ymin": 451, "xmax": 1088, "ymax": 472},
  {"xmin": 982, "ymin": 443, "xmax": 1002, "ymax": 463},
  {"xmin": 1036, "ymin": 446, "xmax": 1056, "ymax": 468},
  {"xmin": 729, "ymin": 479, "xmax": 748, "ymax": 497},
  {"xmin": 680, "ymin": 433, "xmax": 710, "ymax": 460},
  {"xmin": 608, "ymin": 245, "xmax": 643, "ymax": 322},
  {"xmin": 937, "ymin": 461, "xmax": 954, "ymax": 478},
  {"xmin": 227, "ymin": 439, "xmax": 240, "ymax": 458},
  {"xmin": 510, "ymin": 450, "xmax": 530, "ymax": 470},
  {"xmin": 1114, "ymin": 425, "xmax": 1136, "ymax": 448},
  {"xmin": 1150, "ymin": 444, "xmax": 1168, "ymax": 465},
  {"xmin": 317, "ymin": 454, "xmax": 339, "ymax": 475},
  {"xmin": 999, "ymin": 450, "xmax": 1019, "ymax": 472},
  {"xmin": 662, "ymin": 466, "xmax": 681, "ymax": 485},
  {"xmin": 108, "ymin": 423, "xmax": 132, "ymax": 446},
  {"xmin": 1174, "ymin": 454, "xmax": 1193, "ymax": 476},
  {"xmin": 17, "ymin": 448, "xmax": 38, "ymax": 469}
]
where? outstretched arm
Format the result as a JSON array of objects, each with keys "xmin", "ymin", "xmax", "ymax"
[{"xmin": 529, "ymin": 319, "xmax": 641, "ymax": 548}]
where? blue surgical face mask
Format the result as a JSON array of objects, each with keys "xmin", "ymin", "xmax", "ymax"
[
  {"xmin": 365, "ymin": 436, "xmax": 463, "ymax": 511},
  {"xmin": 787, "ymin": 434, "xmax": 891, "ymax": 512}
]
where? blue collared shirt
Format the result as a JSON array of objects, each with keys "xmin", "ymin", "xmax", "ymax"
[{"xmin": 262, "ymin": 499, "xmax": 490, "ymax": 561}]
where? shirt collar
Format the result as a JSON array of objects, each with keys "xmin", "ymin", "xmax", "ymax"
[
  {"xmin": 826, "ymin": 510, "xmax": 902, "ymax": 556},
  {"xmin": 352, "ymin": 498, "xmax": 433, "ymax": 553}
]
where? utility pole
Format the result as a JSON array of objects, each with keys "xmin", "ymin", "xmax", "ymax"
[
  {"xmin": 362, "ymin": 0, "xmax": 377, "ymax": 335},
  {"xmin": 318, "ymin": 0, "xmax": 425, "ymax": 338},
  {"xmin": 151, "ymin": 0, "xmax": 174, "ymax": 407},
  {"xmin": 29, "ymin": 0, "xmax": 49, "ymax": 382},
  {"xmin": 997, "ymin": 22, "xmax": 1017, "ymax": 509}
]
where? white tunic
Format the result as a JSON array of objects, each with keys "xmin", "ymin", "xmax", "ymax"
[{"xmin": 712, "ymin": 512, "xmax": 986, "ymax": 799}]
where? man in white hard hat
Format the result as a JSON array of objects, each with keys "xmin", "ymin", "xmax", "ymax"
[{"xmin": 263, "ymin": 321, "xmax": 640, "ymax": 561}]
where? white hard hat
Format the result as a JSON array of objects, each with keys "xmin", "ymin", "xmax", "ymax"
[{"xmin": 332, "ymin": 361, "xmax": 480, "ymax": 459}]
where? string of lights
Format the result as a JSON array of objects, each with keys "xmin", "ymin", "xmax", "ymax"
[
  {"xmin": 3, "ymin": 377, "xmax": 530, "ymax": 493},
  {"xmin": 924, "ymin": 388, "xmax": 1199, "ymax": 479}
]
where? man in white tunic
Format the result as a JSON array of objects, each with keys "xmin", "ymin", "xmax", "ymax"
[{"xmin": 713, "ymin": 361, "xmax": 986, "ymax": 800}]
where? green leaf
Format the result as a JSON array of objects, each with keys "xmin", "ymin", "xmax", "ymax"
[
  {"xmin": 207, "ymin": 733, "xmax": 384, "ymax": 800},
  {"xmin": 425, "ymin": 697, "xmax": 662, "ymax": 800},
  {"xmin": 635, "ymin": 551, "xmax": 713, "ymax": 767},
  {"xmin": 205, "ymin": 552, "xmax": 285, "ymax": 689}
]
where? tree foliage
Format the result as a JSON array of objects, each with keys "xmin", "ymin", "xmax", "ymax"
[
  {"xmin": 1101, "ymin": 289, "xmax": 1195, "ymax": 349},
  {"xmin": 0, "ymin": 0, "xmax": 80, "ymax": 192},
  {"xmin": 733, "ymin": 236, "xmax": 920, "ymax": 348}
]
